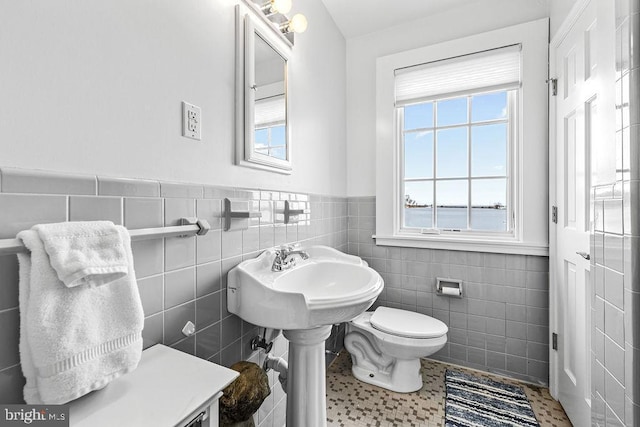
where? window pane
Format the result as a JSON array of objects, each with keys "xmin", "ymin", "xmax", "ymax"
[
  {"xmin": 255, "ymin": 128, "xmax": 268, "ymax": 147},
  {"xmin": 271, "ymin": 125, "xmax": 286, "ymax": 147},
  {"xmin": 270, "ymin": 146, "xmax": 286, "ymax": 160},
  {"xmin": 471, "ymin": 123, "xmax": 507, "ymax": 177},
  {"xmin": 404, "ymin": 181, "xmax": 433, "ymax": 228},
  {"xmin": 436, "ymin": 97, "xmax": 467, "ymax": 126},
  {"xmin": 436, "ymin": 127, "xmax": 468, "ymax": 178},
  {"xmin": 471, "ymin": 91, "xmax": 507, "ymax": 122},
  {"xmin": 404, "ymin": 103, "xmax": 433, "ymax": 130},
  {"xmin": 436, "ymin": 180, "xmax": 468, "ymax": 229},
  {"xmin": 471, "ymin": 178, "xmax": 507, "ymax": 231},
  {"xmin": 404, "ymin": 131, "xmax": 433, "ymax": 179}
]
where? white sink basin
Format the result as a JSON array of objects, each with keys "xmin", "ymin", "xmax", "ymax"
[{"xmin": 227, "ymin": 245, "xmax": 384, "ymax": 330}]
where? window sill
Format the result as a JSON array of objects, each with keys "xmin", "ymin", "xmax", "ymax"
[{"xmin": 373, "ymin": 234, "xmax": 549, "ymax": 256}]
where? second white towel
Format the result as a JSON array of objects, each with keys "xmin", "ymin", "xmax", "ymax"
[{"xmin": 34, "ymin": 221, "xmax": 129, "ymax": 288}]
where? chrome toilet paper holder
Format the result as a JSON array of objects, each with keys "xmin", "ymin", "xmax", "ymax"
[{"xmin": 436, "ymin": 278, "xmax": 463, "ymax": 298}]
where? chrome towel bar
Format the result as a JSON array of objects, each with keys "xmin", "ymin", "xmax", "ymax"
[{"xmin": 0, "ymin": 217, "xmax": 211, "ymax": 256}]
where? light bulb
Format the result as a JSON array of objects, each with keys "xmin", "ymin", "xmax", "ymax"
[
  {"xmin": 271, "ymin": 0, "xmax": 292, "ymax": 14},
  {"xmin": 288, "ymin": 13, "xmax": 308, "ymax": 34}
]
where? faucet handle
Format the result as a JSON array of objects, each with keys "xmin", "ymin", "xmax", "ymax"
[
  {"xmin": 274, "ymin": 248, "xmax": 287, "ymax": 260},
  {"xmin": 271, "ymin": 246, "xmax": 296, "ymax": 271}
]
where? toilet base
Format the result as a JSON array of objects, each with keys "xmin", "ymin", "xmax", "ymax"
[{"xmin": 350, "ymin": 358, "xmax": 423, "ymax": 393}]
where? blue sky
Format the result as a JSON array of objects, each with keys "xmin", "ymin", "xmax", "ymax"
[
  {"xmin": 255, "ymin": 125, "xmax": 287, "ymax": 160},
  {"xmin": 403, "ymin": 91, "xmax": 508, "ymax": 207}
]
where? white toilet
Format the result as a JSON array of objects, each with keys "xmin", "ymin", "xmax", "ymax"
[{"xmin": 345, "ymin": 306, "xmax": 448, "ymax": 393}]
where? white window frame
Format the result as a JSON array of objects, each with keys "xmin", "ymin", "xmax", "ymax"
[
  {"xmin": 398, "ymin": 89, "xmax": 517, "ymax": 236},
  {"xmin": 375, "ymin": 18, "xmax": 549, "ymax": 255}
]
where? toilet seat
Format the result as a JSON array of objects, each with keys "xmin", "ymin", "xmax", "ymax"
[{"xmin": 369, "ymin": 307, "xmax": 448, "ymax": 339}]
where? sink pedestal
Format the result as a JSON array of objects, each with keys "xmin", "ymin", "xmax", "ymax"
[{"xmin": 283, "ymin": 325, "xmax": 332, "ymax": 427}]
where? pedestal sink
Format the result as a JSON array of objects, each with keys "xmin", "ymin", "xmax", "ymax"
[{"xmin": 227, "ymin": 245, "xmax": 383, "ymax": 427}]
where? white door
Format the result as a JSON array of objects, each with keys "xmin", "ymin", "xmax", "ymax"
[{"xmin": 551, "ymin": 1, "xmax": 614, "ymax": 426}]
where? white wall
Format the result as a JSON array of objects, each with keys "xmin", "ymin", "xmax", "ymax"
[
  {"xmin": 549, "ymin": 0, "xmax": 579, "ymax": 38},
  {"xmin": 345, "ymin": 0, "xmax": 549, "ymax": 196},
  {"xmin": 0, "ymin": 0, "xmax": 347, "ymax": 196}
]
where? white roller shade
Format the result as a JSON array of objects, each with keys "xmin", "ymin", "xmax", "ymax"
[
  {"xmin": 395, "ymin": 44, "xmax": 521, "ymax": 106},
  {"xmin": 255, "ymin": 95, "xmax": 285, "ymax": 127}
]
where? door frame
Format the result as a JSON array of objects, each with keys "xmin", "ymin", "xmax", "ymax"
[{"xmin": 548, "ymin": 0, "xmax": 591, "ymax": 400}]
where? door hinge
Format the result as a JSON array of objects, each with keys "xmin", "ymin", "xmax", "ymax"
[
  {"xmin": 547, "ymin": 78, "xmax": 558, "ymax": 96},
  {"xmin": 552, "ymin": 332, "xmax": 558, "ymax": 351},
  {"xmin": 552, "ymin": 206, "xmax": 558, "ymax": 224}
]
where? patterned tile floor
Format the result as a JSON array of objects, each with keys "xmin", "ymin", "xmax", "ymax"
[{"xmin": 326, "ymin": 352, "xmax": 572, "ymax": 427}]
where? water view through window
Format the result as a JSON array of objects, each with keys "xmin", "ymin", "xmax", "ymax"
[{"xmin": 402, "ymin": 91, "xmax": 510, "ymax": 232}]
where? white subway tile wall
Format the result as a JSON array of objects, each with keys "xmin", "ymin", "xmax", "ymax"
[
  {"xmin": 591, "ymin": 0, "xmax": 640, "ymax": 425},
  {"xmin": 347, "ymin": 196, "xmax": 550, "ymax": 385},
  {"xmin": 0, "ymin": 167, "xmax": 348, "ymax": 427}
]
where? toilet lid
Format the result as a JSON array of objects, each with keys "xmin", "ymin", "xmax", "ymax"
[{"xmin": 370, "ymin": 307, "xmax": 448, "ymax": 339}]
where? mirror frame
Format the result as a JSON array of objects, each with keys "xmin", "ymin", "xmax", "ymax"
[{"xmin": 235, "ymin": 5, "xmax": 293, "ymax": 174}]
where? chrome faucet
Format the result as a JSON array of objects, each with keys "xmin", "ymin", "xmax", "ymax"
[{"xmin": 272, "ymin": 245, "xmax": 309, "ymax": 271}]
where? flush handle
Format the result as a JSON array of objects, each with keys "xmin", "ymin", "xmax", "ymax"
[{"xmin": 576, "ymin": 251, "xmax": 590, "ymax": 260}]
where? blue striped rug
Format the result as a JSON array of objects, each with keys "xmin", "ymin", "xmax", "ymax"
[{"xmin": 445, "ymin": 370, "xmax": 540, "ymax": 427}]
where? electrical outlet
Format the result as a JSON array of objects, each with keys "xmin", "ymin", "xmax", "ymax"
[{"xmin": 182, "ymin": 101, "xmax": 201, "ymax": 140}]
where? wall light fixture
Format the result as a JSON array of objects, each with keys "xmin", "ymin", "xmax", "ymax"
[
  {"xmin": 245, "ymin": 0, "xmax": 307, "ymax": 45},
  {"xmin": 261, "ymin": 0, "xmax": 292, "ymax": 16},
  {"xmin": 280, "ymin": 13, "xmax": 308, "ymax": 34}
]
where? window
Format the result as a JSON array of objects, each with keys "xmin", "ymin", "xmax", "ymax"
[
  {"xmin": 255, "ymin": 124, "xmax": 286, "ymax": 160},
  {"xmin": 397, "ymin": 45, "xmax": 520, "ymax": 236},
  {"xmin": 401, "ymin": 90, "xmax": 514, "ymax": 234},
  {"xmin": 254, "ymin": 94, "xmax": 287, "ymax": 161},
  {"xmin": 375, "ymin": 18, "xmax": 549, "ymax": 255}
]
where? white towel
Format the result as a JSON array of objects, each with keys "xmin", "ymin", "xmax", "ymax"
[
  {"xmin": 34, "ymin": 221, "xmax": 129, "ymax": 288},
  {"xmin": 17, "ymin": 222, "xmax": 144, "ymax": 405}
]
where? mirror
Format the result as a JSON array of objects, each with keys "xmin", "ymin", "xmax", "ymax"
[
  {"xmin": 236, "ymin": 7, "xmax": 292, "ymax": 173},
  {"xmin": 254, "ymin": 34, "xmax": 287, "ymax": 161}
]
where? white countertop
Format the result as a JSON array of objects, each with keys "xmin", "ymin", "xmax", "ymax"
[{"xmin": 69, "ymin": 345, "xmax": 239, "ymax": 427}]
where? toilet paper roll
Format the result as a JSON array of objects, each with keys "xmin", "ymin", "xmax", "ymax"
[{"xmin": 441, "ymin": 286, "xmax": 461, "ymax": 296}]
